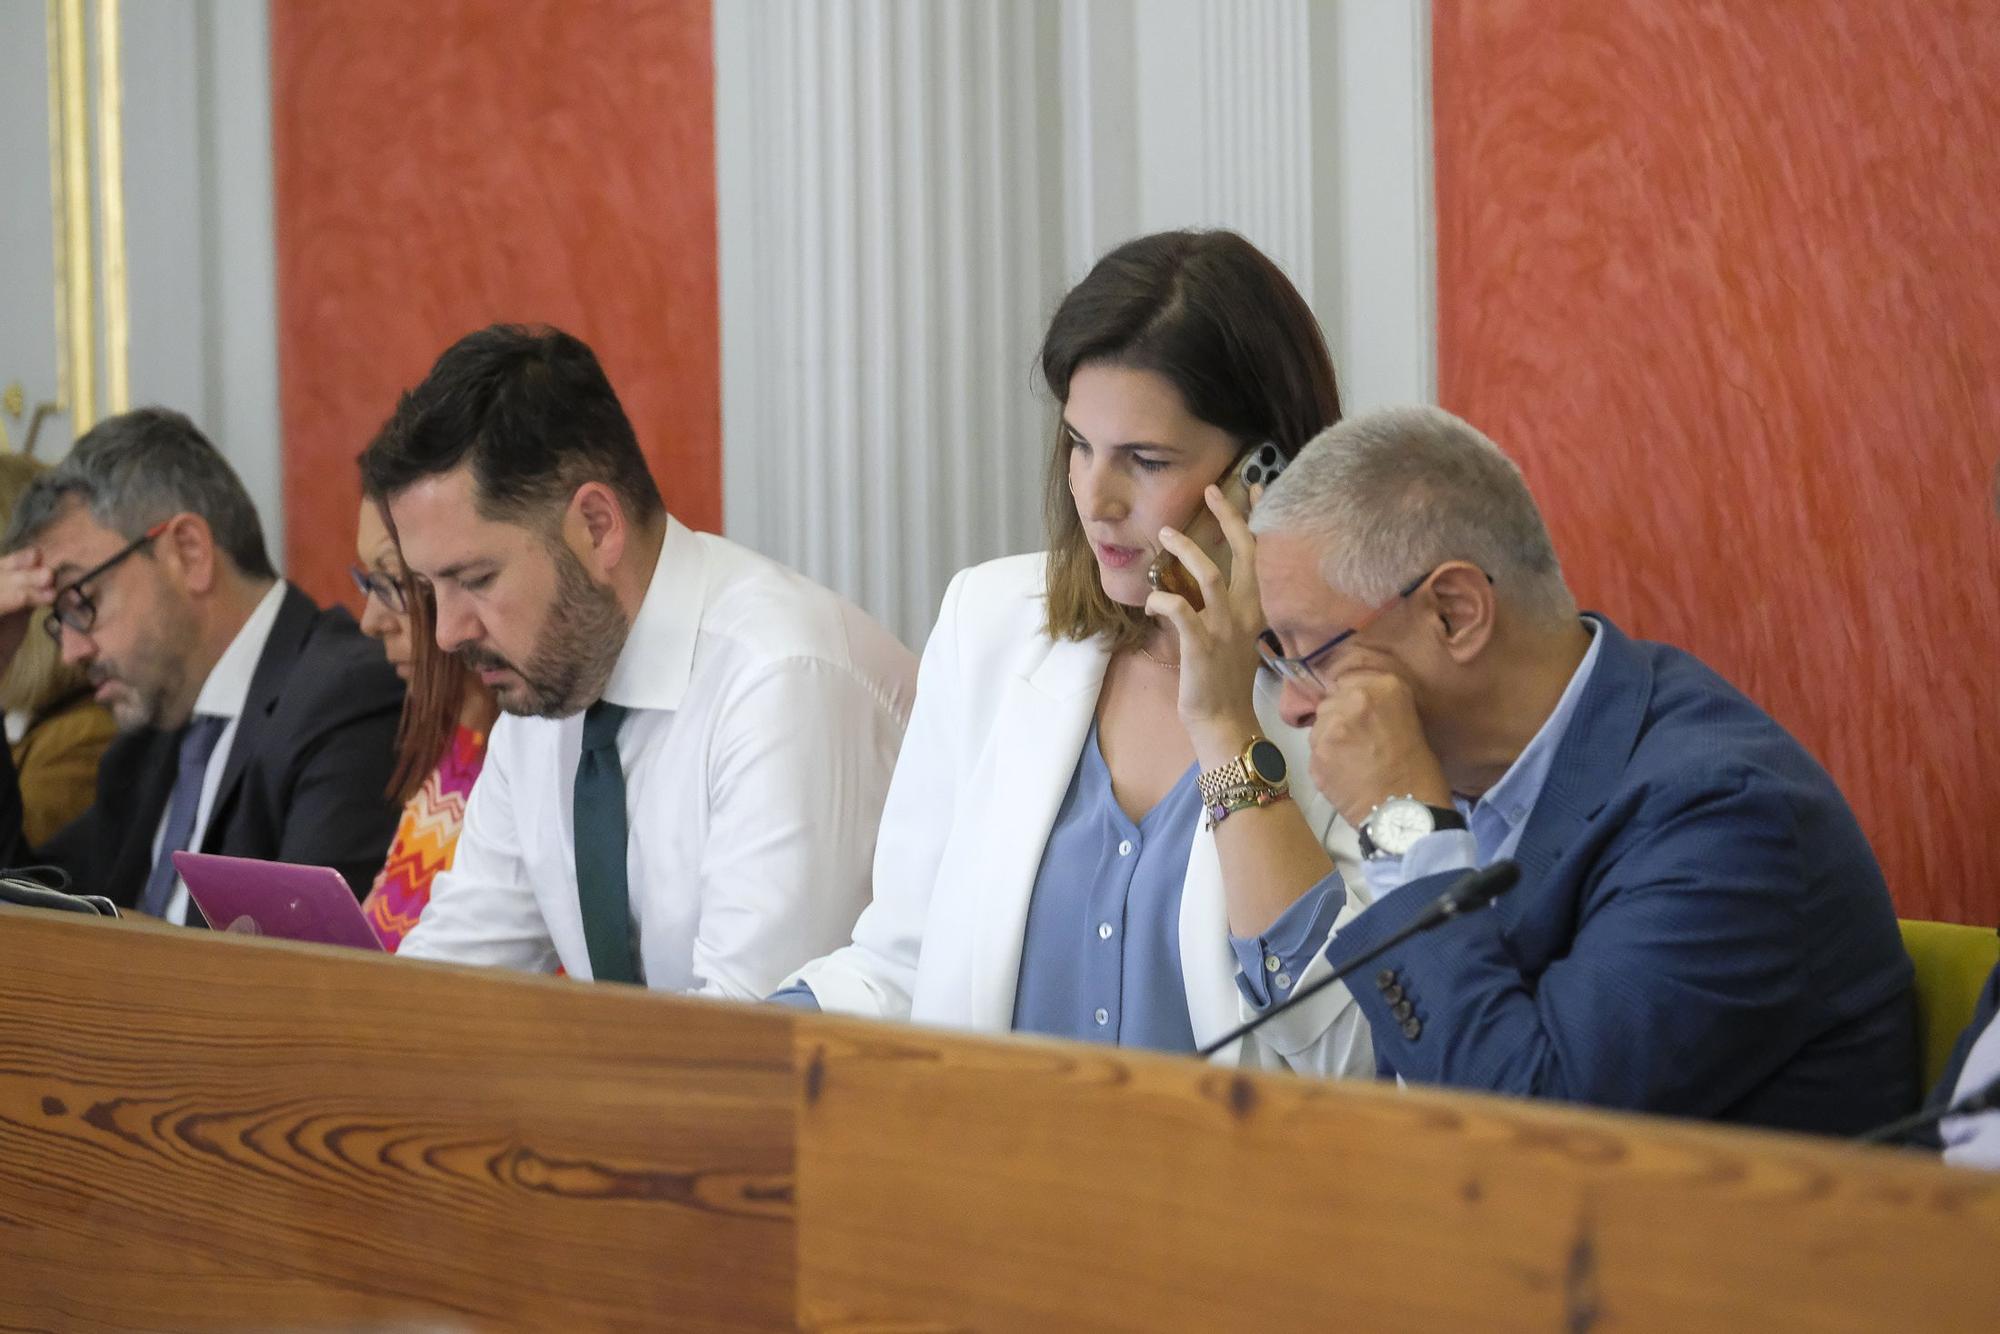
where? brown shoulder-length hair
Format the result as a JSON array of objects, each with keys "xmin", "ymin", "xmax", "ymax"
[
  {"xmin": 358, "ymin": 457, "xmax": 478, "ymax": 806},
  {"xmin": 1038, "ymin": 230, "xmax": 1342, "ymax": 649}
]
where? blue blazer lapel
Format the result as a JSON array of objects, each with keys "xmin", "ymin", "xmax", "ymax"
[{"xmin": 1506, "ymin": 617, "xmax": 1655, "ymax": 890}]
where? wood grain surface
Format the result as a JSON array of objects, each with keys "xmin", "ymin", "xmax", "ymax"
[
  {"xmin": 0, "ymin": 910, "xmax": 793, "ymax": 1332},
  {"xmin": 270, "ymin": 0, "xmax": 721, "ymax": 610},
  {"xmin": 4, "ymin": 911, "xmax": 1995, "ymax": 1331},
  {"xmin": 1434, "ymin": 1, "xmax": 2000, "ymax": 924},
  {"xmin": 793, "ymin": 1018, "xmax": 2000, "ymax": 1332}
]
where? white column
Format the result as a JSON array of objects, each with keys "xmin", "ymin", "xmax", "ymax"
[
  {"xmin": 1069, "ymin": 0, "xmax": 1436, "ymax": 410},
  {"xmin": 716, "ymin": 0, "xmax": 1068, "ymax": 649}
]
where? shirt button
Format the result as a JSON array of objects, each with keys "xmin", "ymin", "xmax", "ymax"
[
  {"xmin": 1093, "ymin": 1008, "xmax": 1109, "ymax": 1026},
  {"xmin": 1118, "ymin": 840, "xmax": 1133, "ymax": 856},
  {"xmin": 1097, "ymin": 922, "xmax": 1113, "ymax": 940},
  {"xmin": 1264, "ymin": 955, "xmax": 1281, "ymax": 973},
  {"xmin": 1275, "ymin": 972, "xmax": 1292, "ymax": 990}
]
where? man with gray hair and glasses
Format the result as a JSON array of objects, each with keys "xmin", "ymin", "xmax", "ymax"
[
  {"xmin": 0, "ymin": 408, "xmax": 404, "ymax": 922},
  {"xmin": 1246, "ymin": 405, "xmax": 1915, "ymax": 1135}
]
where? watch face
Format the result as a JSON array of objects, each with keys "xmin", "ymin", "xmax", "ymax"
[
  {"xmin": 1247, "ymin": 739, "xmax": 1287, "ymax": 785},
  {"xmin": 1369, "ymin": 797, "xmax": 1436, "ymax": 857}
]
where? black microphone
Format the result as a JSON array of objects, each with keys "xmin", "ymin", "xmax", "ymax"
[
  {"xmin": 1855, "ymin": 1071, "xmax": 2000, "ymax": 1148},
  {"xmin": 1196, "ymin": 859, "xmax": 1521, "ymax": 1060}
]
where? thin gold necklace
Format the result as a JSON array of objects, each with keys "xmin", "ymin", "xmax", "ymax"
[{"xmin": 1136, "ymin": 642, "xmax": 1180, "ymax": 670}]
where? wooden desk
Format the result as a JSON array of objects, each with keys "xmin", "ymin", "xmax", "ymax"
[{"xmin": 0, "ymin": 909, "xmax": 1992, "ymax": 1331}]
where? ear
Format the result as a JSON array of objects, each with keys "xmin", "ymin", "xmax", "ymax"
[
  {"xmin": 1427, "ymin": 560, "xmax": 1496, "ymax": 664},
  {"xmin": 159, "ymin": 513, "xmax": 220, "ymax": 596},
  {"xmin": 564, "ymin": 481, "xmax": 628, "ymax": 579}
]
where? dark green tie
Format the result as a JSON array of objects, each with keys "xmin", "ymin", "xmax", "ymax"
[{"xmin": 574, "ymin": 700, "xmax": 639, "ymax": 984}]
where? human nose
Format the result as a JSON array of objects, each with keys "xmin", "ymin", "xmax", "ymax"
[
  {"xmin": 1069, "ymin": 453, "xmax": 1128, "ymax": 523},
  {"xmin": 357, "ymin": 590, "xmax": 400, "ymax": 641},
  {"xmin": 431, "ymin": 586, "xmax": 479, "ymax": 655},
  {"xmin": 1276, "ymin": 673, "xmax": 1323, "ymax": 730},
  {"xmin": 57, "ymin": 622, "xmax": 96, "ymax": 669}
]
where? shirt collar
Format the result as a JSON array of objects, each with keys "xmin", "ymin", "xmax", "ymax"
[
  {"xmin": 1466, "ymin": 616, "xmax": 1605, "ymax": 830},
  {"xmin": 599, "ymin": 516, "xmax": 702, "ymax": 713},
  {"xmin": 191, "ymin": 581, "xmax": 286, "ymax": 722}
]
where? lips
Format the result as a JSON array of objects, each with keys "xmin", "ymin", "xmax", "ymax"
[{"xmin": 1092, "ymin": 540, "xmax": 1143, "ymax": 570}]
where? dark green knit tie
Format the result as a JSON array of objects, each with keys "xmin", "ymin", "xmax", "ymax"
[{"xmin": 574, "ymin": 700, "xmax": 639, "ymax": 984}]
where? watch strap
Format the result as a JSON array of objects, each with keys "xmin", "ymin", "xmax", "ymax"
[{"xmin": 1356, "ymin": 798, "xmax": 1467, "ymax": 859}]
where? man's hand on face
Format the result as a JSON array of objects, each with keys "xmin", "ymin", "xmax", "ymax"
[
  {"xmin": 1306, "ymin": 648, "xmax": 1453, "ymax": 830},
  {"xmin": 0, "ymin": 549, "xmax": 56, "ymax": 670}
]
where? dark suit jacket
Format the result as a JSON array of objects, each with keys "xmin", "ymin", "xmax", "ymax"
[
  {"xmin": 1326, "ymin": 616, "xmax": 1917, "ymax": 1137},
  {"xmin": 0, "ymin": 583, "xmax": 405, "ymax": 919}
]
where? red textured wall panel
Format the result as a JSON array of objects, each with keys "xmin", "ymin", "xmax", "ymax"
[
  {"xmin": 1435, "ymin": 1, "xmax": 2000, "ymax": 923},
  {"xmin": 272, "ymin": 0, "xmax": 719, "ymax": 607}
]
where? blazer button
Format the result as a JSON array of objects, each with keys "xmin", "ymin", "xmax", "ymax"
[
  {"xmin": 1391, "ymin": 999, "xmax": 1414, "ymax": 1022},
  {"xmin": 1382, "ymin": 984, "xmax": 1404, "ymax": 1005},
  {"xmin": 1400, "ymin": 1017, "xmax": 1422, "ymax": 1041},
  {"xmin": 1376, "ymin": 968, "xmax": 1397, "ymax": 990}
]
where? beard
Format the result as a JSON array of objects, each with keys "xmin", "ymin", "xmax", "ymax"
[
  {"xmin": 90, "ymin": 622, "xmax": 195, "ymax": 733},
  {"xmin": 459, "ymin": 543, "xmax": 628, "ymax": 719}
]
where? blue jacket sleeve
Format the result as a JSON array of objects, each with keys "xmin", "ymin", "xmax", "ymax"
[{"xmin": 1326, "ymin": 771, "xmax": 1831, "ymax": 1116}]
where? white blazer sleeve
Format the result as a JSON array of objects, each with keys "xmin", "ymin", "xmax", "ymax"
[
  {"xmin": 397, "ymin": 720, "xmax": 561, "ymax": 972},
  {"xmin": 785, "ymin": 568, "xmax": 971, "ymax": 1018}
]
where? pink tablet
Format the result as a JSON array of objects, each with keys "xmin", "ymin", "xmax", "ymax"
[{"xmin": 173, "ymin": 851, "xmax": 386, "ymax": 952}]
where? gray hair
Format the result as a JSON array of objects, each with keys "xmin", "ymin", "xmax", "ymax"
[
  {"xmin": 2, "ymin": 407, "xmax": 277, "ymax": 579},
  {"xmin": 1250, "ymin": 405, "xmax": 1575, "ymax": 624}
]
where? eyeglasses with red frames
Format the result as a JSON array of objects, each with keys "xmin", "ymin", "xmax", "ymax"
[{"xmin": 41, "ymin": 520, "xmax": 172, "ymax": 646}]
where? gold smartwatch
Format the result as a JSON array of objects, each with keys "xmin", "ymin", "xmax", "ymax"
[{"xmin": 1198, "ymin": 736, "xmax": 1291, "ymax": 829}]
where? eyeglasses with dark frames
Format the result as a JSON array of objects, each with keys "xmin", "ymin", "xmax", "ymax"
[
  {"xmin": 348, "ymin": 563, "xmax": 408, "ymax": 615},
  {"xmin": 41, "ymin": 520, "xmax": 172, "ymax": 647},
  {"xmin": 1256, "ymin": 572, "xmax": 1429, "ymax": 694}
]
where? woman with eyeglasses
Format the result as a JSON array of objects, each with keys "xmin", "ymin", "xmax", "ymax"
[
  {"xmin": 775, "ymin": 230, "xmax": 1374, "ymax": 1072},
  {"xmin": 350, "ymin": 469, "xmax": 499, "ymax": 951}
]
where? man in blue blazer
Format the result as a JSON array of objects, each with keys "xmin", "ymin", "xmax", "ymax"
[{"xmin": 1246, "ymin": 406, "xmax": 1915, "ymax": 1135}]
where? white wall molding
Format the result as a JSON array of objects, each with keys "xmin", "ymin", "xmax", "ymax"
[
  {"xmin": 717, "ymin": 0, "xmax": 1068, "ymax": 648},
  {"xmin": 716, "ymin": 0, "xmax": 1435, "ymax": 647}
]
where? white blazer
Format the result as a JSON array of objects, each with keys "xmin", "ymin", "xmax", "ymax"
[{"xmin": 790, "ymin": 553, "xmax": 1376, "ymax": 1074}]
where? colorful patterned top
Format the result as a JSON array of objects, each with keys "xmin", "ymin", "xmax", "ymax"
[{"xmin": 362, "ymin": 725, "xmax": 488, "ymax": 952}]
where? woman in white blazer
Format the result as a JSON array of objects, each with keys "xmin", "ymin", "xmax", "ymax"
[{"xmin": 780, "ymin": 231, "xmax": 1372, "ymax": 1074}]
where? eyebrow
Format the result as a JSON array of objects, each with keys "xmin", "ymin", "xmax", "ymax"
[
  {"xmin": 432, "ymin": 558, "xmax": 495, "ymax": 583},
  {"xmin": 1061, "ymin": 421, "xmax": 1179, "ymax": 452}
]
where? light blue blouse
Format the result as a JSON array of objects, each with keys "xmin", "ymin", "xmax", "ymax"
[{"xmin": 1009, "ymin": 721, "xmax": 1203, "ymax": 1052}]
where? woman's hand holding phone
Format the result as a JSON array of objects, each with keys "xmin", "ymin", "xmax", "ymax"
[{"xmin": 1145, "ymin": 484, "xmax": 1268, "ymax": 765}]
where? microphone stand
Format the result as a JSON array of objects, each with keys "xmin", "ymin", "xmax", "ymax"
[{"xmin": 1197, "ymin": 860, "xmax": 1520, "ymax": 1060}]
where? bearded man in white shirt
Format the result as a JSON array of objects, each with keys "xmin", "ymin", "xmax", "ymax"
[{"xmin": 364, "ymin": 324, "xmax": 916, "ymax": 994}]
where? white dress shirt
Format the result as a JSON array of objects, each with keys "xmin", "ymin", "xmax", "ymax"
[
  {"xmin": 399, "ymin": 518, "xmax": 918, "ymax": 997},
  {"xmin": 153, "ymin": 581, "xmax": 286, "ymax": 924},
  {"xmin": 1942, "ymin": 1009, "xmax": 2000, "ymax": 1169}
]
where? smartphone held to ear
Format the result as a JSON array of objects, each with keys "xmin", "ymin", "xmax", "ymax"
[{"xmin": 1146, "ymin": 442, "xmax": 1287, "ymax": 612}]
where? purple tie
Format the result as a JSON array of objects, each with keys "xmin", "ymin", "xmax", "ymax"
[{"xmin": 138, "ymin": 715, "xmax": 227, "ymax": 920}]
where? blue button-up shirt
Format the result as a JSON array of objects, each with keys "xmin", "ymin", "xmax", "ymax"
[
  {"xmin": 1011, "ymin": 722, "xmax": 1203, "ymax": 1050},
  {"xmin": 775, "ymin": 720, "xmax": 1342, "ymax": 1045},
  {"xmin": 1361, "ymin": 618, "xmax": 1604, "ymax": 900}
]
